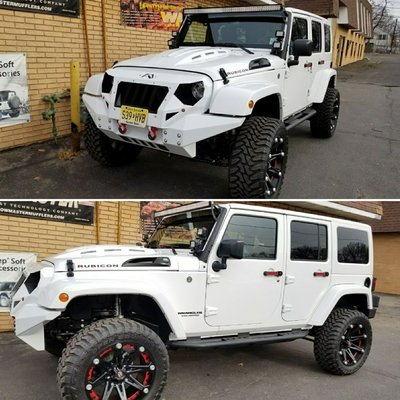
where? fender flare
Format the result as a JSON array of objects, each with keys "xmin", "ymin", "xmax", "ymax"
[
  {"xmin": 84, "ymin": 73, "xmax": 104, "ymax": 96},
  {"xmin": 309, "ymin": 68, "xmax": 337, "ymax": 104},
  {"xmin": 38, "ymin": 279, "xmax": 187, "ymax": 340},
  {"xmin": 210, "ymin": 82, "xmax": 282, "ymax": 117},
  {"xmin": 309, "ymin": 285, "xmax": 372, "ymax": 326}
]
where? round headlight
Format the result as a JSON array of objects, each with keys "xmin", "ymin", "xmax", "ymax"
[{"xmin": 192, "ymin": 82, "xmax": 205, "ymax": 101}]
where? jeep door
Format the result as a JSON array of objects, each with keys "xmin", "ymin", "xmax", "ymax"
[
  {"xmin": 282, "ymin": 216, "xmax": 332, "ymax": 322},
  {"xmin": 205, "ymin": 211, "xmax": 284, "ymax": 327},
  {"xmin": 283, "ymin": 15, "xmax": 312, "ymax": 117}
]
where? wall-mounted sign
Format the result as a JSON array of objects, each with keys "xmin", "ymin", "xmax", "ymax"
[
  {"xmin": 0, "ymin": 0, "xmax": 80, "ymax": 17},
  {"xmin": 0, "ymin": 53, "xmax": 30, "ymax": 128},
  {"xmin": 0, "ymin": 201, "xmax": 95, "ymax": 225},
  {"xmin": 121, "ymin": 0, "xmax": 184, "ymax": 31},
  {"xmin": 0, "ymin": 252, "xmax": 36, "ymax": 312}
]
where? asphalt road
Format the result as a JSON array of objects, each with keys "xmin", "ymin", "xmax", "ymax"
[
  {"xmin": 0, "ymin": 293, "xmax": 399, "ymax": 400},
  {"xmin": 0, "ymin": 54, "xmax": 399, "ymax": 199}
]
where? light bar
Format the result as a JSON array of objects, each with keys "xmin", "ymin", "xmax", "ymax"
[
  {"xmin": 154, "ymin": 201, "xmax": 213, "ymax": 218},
  {"xmin": 184, "ymin": 5, "xmax": 283, "ymax": 15}
]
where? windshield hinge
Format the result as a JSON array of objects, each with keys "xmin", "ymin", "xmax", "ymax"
[{"xmin": 66, "ymin": 259, "xmax": 74, "ymax": 277}]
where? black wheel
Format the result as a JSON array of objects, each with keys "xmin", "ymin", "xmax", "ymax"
[
  {"xmin": 57, "ymin": 318, "xmax": 169, "ymax": 400},
  {"xmin": 84, "ymin": 116, "xmax": 142, "ymax": 166},
  {"xmin": 310, "ymin": 87, "xmax": 340, "ymax": 138},
  {"xmin": 229, "ymin": 116, "xmax": 288, "ymax": 198},
  {"xmin": 314, "ymin": 308, "xmax": 372, "ymax": 375}
]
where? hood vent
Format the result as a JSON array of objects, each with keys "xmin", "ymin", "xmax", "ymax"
[
  {"xmin": 122, "ymin": 257, "xmax": 171, "ymax": 267},
  {"xmin": 249, "ymin": 58, "xmax": 271, "ymax": 70}
]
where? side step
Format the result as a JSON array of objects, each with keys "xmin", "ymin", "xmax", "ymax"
[
  {"xmin": 169, "ymin": 329, "xmax": 309, "ymax": 349},
  {"xmin": 285, "ymin": 108, "xmax": 317, "ymax": 131}
]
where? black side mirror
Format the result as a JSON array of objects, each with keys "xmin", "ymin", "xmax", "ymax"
[
  {"xmin": 212, "ymin": 239, "xmax": 244, "ymax": 272},
  {"xmin": 292, "ymin": 39, "xmax": 313, "ymax": 57}
]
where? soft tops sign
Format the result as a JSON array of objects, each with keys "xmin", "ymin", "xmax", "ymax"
[
  {"xmin": 0, "ymin": 0, "xmax": 80, "ymax": 17},
  {"xmin": 121, "ymin": 0, "xmax": 184, "ymax": 31}
]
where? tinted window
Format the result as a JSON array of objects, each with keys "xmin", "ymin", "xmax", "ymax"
[
  {"xmin": 312, "ymin": 21, "xmax": 322, "ymax": 52},
  {"xmin": 291, "ymin": 221, "xmax": 327, "ymax": 261},
  {"xmin": 290, "ymin": 17, "xmax": 308, "ymax": 55},
  {"xmin": 222, "ymin": 215, "xmax": 277, "ymax": 259},
  {"xmin": 324, "ymin": 24, "xmax": 331, "ymax": 52},
  {"xmin": 338, "ymin": 228, "xmax": 369, "ymax": 264}
]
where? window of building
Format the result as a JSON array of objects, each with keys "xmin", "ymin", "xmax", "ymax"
[
  {"xmin": 222, "ymin": 215, "xmax": 277, "ymax": 259},
  {"xmin": 337, "ymin": 227, "xmax": 369, "ymax": 264},
  {"xmin": 324, "ymin": 24, "xmax": 331, "ymax": 52},
  {"xmin": 291, "ymin": 221, "xmax": 328, "ymax": 261},
  {"xmin": 312, "ymin": 21, "xmax": 322, "ymax": 52}
]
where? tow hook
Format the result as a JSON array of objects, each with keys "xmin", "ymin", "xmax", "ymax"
[
  {"xmin": 148, "ymin": 127, "xmax": 158, "ymax": 141},
  {"xmin": 118, "ymin": 122, "xmax": 127, "ymax": 134}
]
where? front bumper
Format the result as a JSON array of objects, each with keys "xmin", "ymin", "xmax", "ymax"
[{"xmin": 83, "ymin": 69, "xmax": 245, "ymax": 158}]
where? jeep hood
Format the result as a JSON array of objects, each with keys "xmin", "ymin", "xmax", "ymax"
[
  {"xmin": 114, "ymin": 47, "xmax": 284, "ymax": 81},
  {"xmin": 43, "ymin": 245, "xmax": 200, "ymax": 273}
]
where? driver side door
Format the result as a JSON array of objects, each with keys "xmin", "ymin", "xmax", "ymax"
[{"xmin": 205, "ymin": 211, "xmax": 284, "ymax": 328}]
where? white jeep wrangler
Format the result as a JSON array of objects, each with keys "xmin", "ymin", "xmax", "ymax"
[
  {"xmin": 83, "ymin": 5, "xmax": 340, "ymax": 198},
  {"xmin": 11, "ymin": 202, "xmax": 379, "ymax": 400}
]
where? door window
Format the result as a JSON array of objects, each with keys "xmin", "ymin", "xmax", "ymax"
[
  {"xmin": 337, "ymin": 227, "xmax": 369, "ymax": 264},
  {"xmin": 324, "ymin": 24, "xmax": 331, "ymax": 52},
  {"xmin": 312, "ymin": 21, "xmax": 322, "ymax": 53},
  {"xmin": 291, "ymin": 221, "xmax": 327, "ymax": 261},
  {"xmin": 222, "ymin": 215, "xmax": 277, "ymax": 259},
  {"xmin": 290, "ymin": 17, "xmax": 308, "ymax": 55}
]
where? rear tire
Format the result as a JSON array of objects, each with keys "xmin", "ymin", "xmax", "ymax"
[
  {"xmin": 229, "ymin": 116, "xmax": 288, "ymax": 198},
  {"xmin": 314, "ymin": 308, "xmax": 372, "ymax": 375},
  {"xmin": 57, "ymin": 318, "xmax": 169, "ymax": 400},
  {"xmin": 310, "ymin": 87, "xmax": 340, "ymax": 138},
  {"xmin": 84, "ymin": 116, "xmax": 142, "ymax": 166}
]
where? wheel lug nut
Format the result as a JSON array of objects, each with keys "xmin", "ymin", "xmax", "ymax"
[
  {"xmin": 339, "ymin": 351, "xmax": 343, "ymax": 355},
  {"xmin": 139, "ymin": 346, "xmax": 145, "ymax": 353},
  {"xmin": 359, "ymin": 324, "xmax": 363, "ymax": 328},
  {"xmin": 143, "ymin": 388, "xmax": 149, "ymax": 394},
  {"xmin": 280, "ymin": 138, "xmax": 284, "ymax": 143},
  {"xmin": 350, "ymin": 324, "xmax": 354, "ymax": 329},
  {"xmin": 273, "ymin": 188, "xmax": 276, "ymax": 193},
  {"xmin": 353, "ymin": 360, "xmax": 357, "ymax": 364},
  {"xmin": 150, "ymin": 365, "xmax": 156, "ymax": 371},
  {"xmin": 116, "ymin": 343, "xmax": 123, "ymax": 349},
  {"xmin": 93, "ymin": 358, "xmax": 100, "ymax": 365},
  {"xmin": 266, "ymin": 190, "xmax": 271, "ymax": 196},
  {"xmin": 342, "ymin": 336, "xmax": 346, "ymax": 340},
  {"xmin": 363, "ymin": 334, "xmax": 367, "ymax": 338},
  {"xmin": 86, "ymin": 384, "xmax": 93, "ymax": 391},
  {"xmin": 275, "ymin": 138, "xmax": 278, "ymax": 143},
  {"xmin": 279, "ymin": 172, "xmax": 282, "ymax": 177},
  {"xmin": 344, "ymin": 361, "xmax": 348, "ymax": 365},
  {"xmin": 281, "ymin": 152, "xmax": 285, "ymax": 156},
  {"xmin": 361, "ymin": 349, "xmax": 365, "ymax": 353}
]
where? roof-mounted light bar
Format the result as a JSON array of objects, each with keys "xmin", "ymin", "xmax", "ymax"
[{"xmin": 183, "ymin": 5, "xmax": 283, "ymax": 16}]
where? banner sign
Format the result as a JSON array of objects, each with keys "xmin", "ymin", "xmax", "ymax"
[
  {"xmin": 0, "ymin": 53, "xmax": 30, "ymax": 128},
  {"xmin": 121, "ymin": 0, "xmax": 184, "ymax": 31},
  {"xmin": 0, "ymin": 252, "xmax": 36, "ymax": 312},
  {"xmin": 0, "ymin": 0, "xmax": 80, "ymax": 17},
  {"xmin": 0, "ymin": 201, "xmax": 95, "ymax": 225}
]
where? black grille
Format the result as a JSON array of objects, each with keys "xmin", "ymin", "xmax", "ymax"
[
  {"xmin": 25, "ymin": 272, "xmax": 40, "ymax": 294},
  {"xmin": 115, "ymin": 82, "xmax": 169, "ymax": 114}
]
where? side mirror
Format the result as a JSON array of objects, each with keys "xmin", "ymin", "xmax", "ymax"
[
  {"xmin": 292, "ymin": 39, "xmax": 313, "ymax": 57},
  {"xmin": 212, "ymin": 239, "xmax": 244, "ymax": 272}
]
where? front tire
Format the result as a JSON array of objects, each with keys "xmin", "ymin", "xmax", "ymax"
[
  {"xmin": 314, "ymin": 308, "xmax": 372, "ymax": 375},
  {"xmin": 57, "ymin": 318, "xmax": 169, "ymax": 400},
  {"xmin": 84, "ymin": 116, "xmax": 142, "ymax": 166},
  {"xmin": 229, "ymin": 116, "xmax": 288, "ymax": 198},
  {"xmin": 310, "ymin": 87, "xmax": 340, "ymax": 138}
]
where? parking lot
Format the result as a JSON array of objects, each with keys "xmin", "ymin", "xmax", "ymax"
[
  {"xmin": 0, "ymin": 54, "xmax": 399, "ymax": 199},
  {"xmin": 0, "ymin": 293, "xmax": 399, "ymax": 400}
]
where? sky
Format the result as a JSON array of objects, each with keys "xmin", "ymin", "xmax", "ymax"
[{"xmin": 386, "ymin": 0, "xmax": 400, "ymax": 19}]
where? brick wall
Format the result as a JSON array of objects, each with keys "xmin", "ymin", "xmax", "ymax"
[
  {"xmin": 0, "ymin": 0, "xmax": 252, "ymax": 151},
  {"xmin": 279, "ymin": 0, "xmax": 339, "ymax": 18}
]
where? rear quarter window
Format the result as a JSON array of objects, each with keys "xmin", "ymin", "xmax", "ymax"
[{"xmin": 337, "ymin": 227, "xmax": 369, "ymax": 264}]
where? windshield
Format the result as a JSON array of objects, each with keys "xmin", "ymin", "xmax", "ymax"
[
  {"xmin": 178, "ymin": 13, "xmax": 285, "ymax": 50},
  {"xmin": 147, "ymin": 209, "xmax": 217, "ymax": 249}
]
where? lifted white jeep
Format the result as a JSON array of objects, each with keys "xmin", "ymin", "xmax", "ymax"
[
  {"xmin": 83, "ymin": 4, "xmax": 340, "ymax": 198},
  {"xmin": 11, "ymin": 202, "xmax": 379, "ymax": 400}
]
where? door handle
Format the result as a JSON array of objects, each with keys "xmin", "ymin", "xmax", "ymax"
[
  {"xmin": 264, "ymin": 270, "xmax": 283, "ymax": 277},
  {"xmin": 313, "ymin": 271, "xmax": 330, "ymax": 277},
  {"xmin": 304, "ymin": 62, "xmax": 313, "ymax": 68}
]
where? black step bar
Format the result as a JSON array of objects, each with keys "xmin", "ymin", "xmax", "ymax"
[
  {"xmin": 285, "ymin": 108, "xmax": 317, "ymax": 131},
  {"xmin": 169, "ymin": 329, "xmax": 309, "ymax": 349}
]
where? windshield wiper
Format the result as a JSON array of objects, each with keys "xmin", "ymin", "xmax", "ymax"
[{"xmin": 218, "ymin": 42, "xmax": 254, "ymax": 55}]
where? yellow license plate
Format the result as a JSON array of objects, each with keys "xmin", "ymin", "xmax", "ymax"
[{"xmin": 120, "ymin": 106, "xmax": 148, "ymax": 128}]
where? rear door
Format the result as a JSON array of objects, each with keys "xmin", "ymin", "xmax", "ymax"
[
  {"xmin": 205, "ymin": 211, "xmax": 284, "ymax": 327},
  {"xmin": 282, "ymin": 216, "xmax": 332, "ymax": 322}
]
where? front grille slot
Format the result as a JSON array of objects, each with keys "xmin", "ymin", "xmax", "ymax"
[
  {"xmin": 115, "ymin": 82, "xmax": 169, "ymax": 114},
  {"xmin": 24, "ymin": 272, "xmax": 40, "ymax": 294}
]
